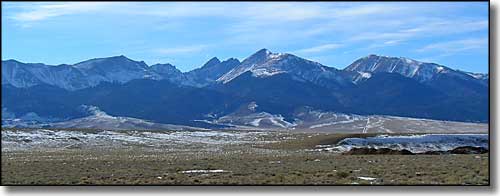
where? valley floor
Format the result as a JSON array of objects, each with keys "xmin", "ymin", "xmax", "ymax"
[{"xmin": 1, "ymin": 128, "xmax": 489, "ymax": 185}]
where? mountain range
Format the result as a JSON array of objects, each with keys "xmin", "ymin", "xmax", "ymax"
[{"xmin": 1, "ymin": 49, "xmax": 489, "ymax": 130}]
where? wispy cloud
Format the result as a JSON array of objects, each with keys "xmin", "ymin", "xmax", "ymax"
[
  {"xmin": 331, "ymin": 4, "xmax": 405, "ymax": 18},
  {"xmin": 363, "ymin": 40, "xmax": 404, "ymax": 50},
  {"xmin": 9, "ymin": 2, "xmax": 485, "ymax": 48},
  {"xmin": 10, "ymin": 2, "xmax": 116, "ymax": 22},
  {"xmin": 295, "ymin": 44, "xmax": 343, "ymax": 54},
  {"xmin": 3, "ymin": 2, "xmax": 488, "ymax": 72},
  {"xmin": 350, "ymin": 19, "xmax": 487, "ymax": 43},
  {"xmin": 154, "ymin": 45, "xmax": 209, "ymax": 55},
  {"xmin": 416, "ymin": 38, "xmax": 487, "ymax": 54},
  {"xmin": 226, "ymin": 3, "xmax": 407, "ymax": 35}
]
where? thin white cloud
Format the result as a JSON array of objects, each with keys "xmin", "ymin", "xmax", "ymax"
[
  {"xmin": 135, "ymin": 3, "xmax": 399, "ymax": 23},
  {"xmin": 363, "ymin": 40, "xmax": 404, "ymax": 50},
  {"xmin": 10, "ymin": 2, "xmax": 117, "ymax": 22},
  {"xmin": 331, "ymin": 4, "xmax": 404, "ymax": 18},
  {"xmin": 8, "ymin": 2, "xmax": 407, "ymax": 25},
  {"xmin": 295, "ymin": 44, "xmax": 343, "ymax": 54},
  {"xmin": 384, "ymin": 40, "xmax": 401, "ymax": 45},
  {"xmin": 10, "ymin": 2, "xmax": 477, "ymax": 45},
  {"xmin": 350, "ymin": 19, "xmax": 487, "ymax": 43},
  {"xmin": 5, "ymin": 2, "xmax": 488, "ymax": 60},
  {"xmin": 155, "ymin": 45, "xmax": 209, "ymax": 55},
  {"xmin": 344, "ymin": 18, "xmax": 488, "ymax": 52},
  {"xmin": 416, "ymin": 38, "xmax": 487, "ymax": 54}
]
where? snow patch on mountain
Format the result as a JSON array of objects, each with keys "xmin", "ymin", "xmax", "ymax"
[
  {"xmin": 216, "ymin": 49, "xmax": 349, "ymax": 88},
  {"xmin": 345, "ymin": 54, "xmax": 486, "ymax": 84},
  {"xmin": 4, "ymin": 51, "xmax": 488, "ymax": 91},
  {"xmin": 1, "ymin": 110, "xmax": 61, "ymax": 128},
  {"xmin": 290, "ymin": 107, "xmax": 487, "ymax": 133},
  {"xmin": 359, "ymin": 72, "xmax": 372, "ymax": 79},
  {"xmin": 465, "ymin": 72, "xmax": 489, "ymax": 80},
  {"xmin": 196, "ymin": 102, "xmax": 295, "ymax": 130},
  {"xmin": 346, "ymin": 55, "xmax": 429, "ymax": 79},
  {"xmin": 251, "ymin": 68, "xmax": 286, "ymax": 77},
  {"xmin": 215, "ymin": 112, "xmax": 295, "ymax": 129},
  {"xmin": 49, "ymin": 105, "xmax": 206, "ymax": 130},
  {"xmin": 2, "ymin": 56, "xmax": 188, "ymax": 90},
  {"xmin": 247, "ymin": 102, "xmax": 258, "ymax": 111}
]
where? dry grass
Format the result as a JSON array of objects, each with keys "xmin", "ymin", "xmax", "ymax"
[
  {"xmin": 260, "ymin": 133, "xmax": 379, "ymax": 150},
  {"xmin": 1, "ymin": 129, "xmax": 489, "ymax": 185},
  {"xmin": 1, "ymin": 149, "xmax": 489, "ymax": 185}
]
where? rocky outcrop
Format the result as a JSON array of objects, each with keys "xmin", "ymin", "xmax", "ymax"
[
  {"xmin": 342, "ymin": 146, "xmax": 488, "ymax": 155},
  {"xmin": 342, "ymin": 148, "xmax": 414, "ymax": 155},
  {"xmin": 448, "ymin": 146, "xmax": 488, "ymax": 154}
]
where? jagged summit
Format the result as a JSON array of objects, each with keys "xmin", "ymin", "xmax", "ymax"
[
  {"xmin": 225, "ymin": 57, "xmax": 240, "ymax": 63},
  {"xmin": 240, "ymin": 48, "xmax": 291, "ymax": 64},
  {"xmin": 150, "ymin": 63, "xmax": 181, "ymax": 73},
  {"xmin": 216, "ymin": 48, "xmax": 347, "ymax": 88},
  {"xmin": 150, "ymin": 62, "xmax": 176, "ymax": 68},
  {"xmin": 201, "ymin": 57, "xmax": 222, "ymax": 68},
  {"xmin": 2, "ymin": 50, "xmax": 489, "ymax": 125},
  {"xmin": 243, "ymin": 48, "xmax": 276, "ymax": 62},
  {"xmin": 185, "ymin": 56, "xmax": 241, "ymax": 87},
  {"xmin": 2, "ymin": 55, "xmax": 187, "ymax": 90},
  {"xmin": 2, "ymin": 50, "xmax": 487, "ymax": 91},
  {"xmin": 255, "ymin": 48, "xmax": 271, "ymax": 54}
]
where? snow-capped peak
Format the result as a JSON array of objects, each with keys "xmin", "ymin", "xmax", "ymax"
[
  {"xmin": 216, "ymin": 49, "xmax": 344, "ymax": 85},
  {"xmin": 269, "ymin": 52, "xmax": 285, "ymax": 59},
  {"xmin": 245, "ymin": 48, "xmax": 278, "ymax": 63},
  {"xmin": 345, "ymin": 54, "xmax": 454, "ymax": 82},
  {"xmin": 216, "ymin": 49, "xmax": 285, "ymax": 83},
  {"xmin": 255, "ymin": 48, "xmax": 272, "ymax": 55}
]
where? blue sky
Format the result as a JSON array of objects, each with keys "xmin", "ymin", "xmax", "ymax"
[{"xmin": 2, "ymin": 2, "xmax": 489, "ymax": 73}]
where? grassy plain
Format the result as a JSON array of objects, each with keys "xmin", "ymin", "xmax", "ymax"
[{"xmin": 1, "ymin": 129, "xmax": 489, "ymax": 185}]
